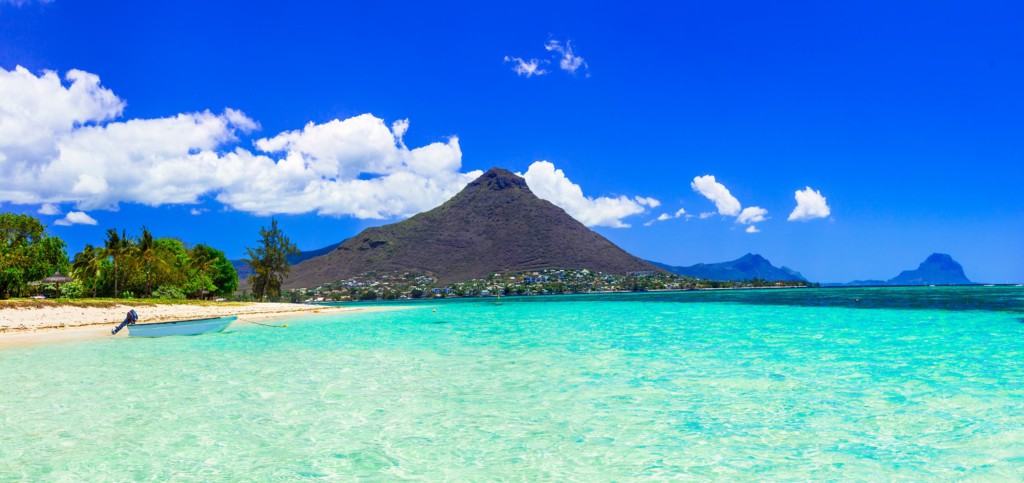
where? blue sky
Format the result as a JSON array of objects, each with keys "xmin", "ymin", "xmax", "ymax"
[{"xmin": 1, "ymin": 0, "xmax": 1021, "ymax": 283}]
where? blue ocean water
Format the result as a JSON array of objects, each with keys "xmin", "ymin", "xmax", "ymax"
[{"xmin": 1, "ymin": 287, "xmax": 1022, "ymax": 479}]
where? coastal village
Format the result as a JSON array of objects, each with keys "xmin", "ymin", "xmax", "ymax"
[{"xmin": 283, "ymin": 269, "xmax": 813, "ymax": 303}]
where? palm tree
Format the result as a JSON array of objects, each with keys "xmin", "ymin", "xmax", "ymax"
[
  {"xmin": 136, "ymin": 227, "xmax": 166, "ymax": 297},
  {"xmin": 104, "ymin": 229, "xmax": 132, "ymax": 297},
  {"xmin": 71, "ymin": 244, "xmax": 104, "ymax": 298},
  {"xmin": 188, "ymin": 245, "xmax": 216, "ymax": 299}
]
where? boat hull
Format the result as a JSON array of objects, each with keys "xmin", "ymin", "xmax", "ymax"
[{"xmin": 127, "ymin": 316, "xmax": 237, "ymax": 337}]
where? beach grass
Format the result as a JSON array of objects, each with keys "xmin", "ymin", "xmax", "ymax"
[{"xmin": 0, "ymin": 298, "xmax": 249, "ymax": 309}]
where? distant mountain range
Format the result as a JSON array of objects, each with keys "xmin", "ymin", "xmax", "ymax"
[
  {"xmin": 650, "ymin": 254, "xmax": 808, "ymax": 282},
  {"xmin": 230, "ymin": 171, "xmax": 973, "ymax": 290},
  {"xmin": 282, "ymin": 168, "xmax": 660, "ymax": 288},
  {"xmin": 843, "ymin": 253, "xmax": 972, "ymax": 286}
]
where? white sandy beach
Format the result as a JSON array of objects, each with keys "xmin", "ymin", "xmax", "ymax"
[{"xmin": 0, "ymin": 302, "xmax": 404, "ymax": 347}]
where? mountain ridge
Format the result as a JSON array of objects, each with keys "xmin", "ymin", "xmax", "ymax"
[{"xmin": 650, "ymin": 253, "xmax": 808, "ymax": 282}]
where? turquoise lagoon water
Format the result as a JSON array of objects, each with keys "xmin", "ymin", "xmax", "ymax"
[{"xmin": 1, "ymin": 286, "xmax": 1023, "ymax": 479}]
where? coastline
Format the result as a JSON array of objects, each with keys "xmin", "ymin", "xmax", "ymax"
[{"xmin": 0, "ymin": 303, "xmax": 408, "ymax": 348}]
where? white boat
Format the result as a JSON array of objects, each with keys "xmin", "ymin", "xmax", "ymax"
[{"xmin": 127, "ymin": 316, "xmax": 237, "ymax": 337}]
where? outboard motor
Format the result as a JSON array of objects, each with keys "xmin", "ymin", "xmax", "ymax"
[{"xmin": 111, "ymin": 309, "xmax": 138, "ymax": 335}]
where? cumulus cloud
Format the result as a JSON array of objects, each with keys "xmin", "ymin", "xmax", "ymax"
[
  {"xmin": 544, "ymin": 40, "xmax": 589, "ymax": 75},
  {"xmin": 736, "ymin": 206, "xmax": 768, "ymax": 225},
  {"xmin": 691, "ymin": 175, "xmax": 771, "ymax": 232},
  {"xmin": 37, "ymin": 203, "xmax": 61, "ymax": 215},
  {"xmin": 699, "ymin": 212, "xmax": 715, "ymax": 219},
  {"xmin": 503, "ymin": 56, "xmax": 547, "ymax": 77},
  {"xmin": 54, "ymin": 211, "xmax": 97, "ymax": 226},
  {"xmin": 788, "ymin": 186, "xmax": 831, "ymax": 221},
  {"xmin": 0, "ymin": 66, "xmax": 487, "ymax": 219},
  {"xmin": 691, "ymin": 175, "xmax": 741, "ymax": 216},
  {"xmin": 521, "ymin": 161, "xmax": 658, "ymax": 228},
  {"xmin": 189, "ymin": 208, "xmax": 206, "ymax": 216},
  {"xmin": 0, "ymin": 66, "xmax": 123, "ymax": 165}
]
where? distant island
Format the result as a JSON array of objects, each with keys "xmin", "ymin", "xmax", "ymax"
[
  {"xmin": 841, "ymin": 253, "xmax": 973, "ymax": 286},
  {"xmin": 650, "ymin": 254, "xmax": 807, "ymax": 283}
]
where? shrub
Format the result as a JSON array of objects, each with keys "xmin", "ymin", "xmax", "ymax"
[{"xmin": 152, "ymin": 285, "xmax": 186, "ymax": 300}]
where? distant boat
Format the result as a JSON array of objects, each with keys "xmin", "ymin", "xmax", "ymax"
[{"xmin": 127, "ymin": 316, "xmax": 237, "ymax": 337}]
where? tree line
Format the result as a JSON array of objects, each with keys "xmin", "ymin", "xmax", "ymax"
[
  {"xmin": 71, "ymin": 227, "xmax": 238, "ymax": 299},
  {"xmin": 1, "ymin": 212, "xmax": 237, "ymax": 299},
  {"xmin": 3, "ymin": 211, "xmax": 319, "ymax": 302}
]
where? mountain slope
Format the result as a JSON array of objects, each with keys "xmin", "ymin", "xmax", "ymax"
[
  {"xmin": 284, "ymin": 168, "xmax": 660, "ymax": 288},
  {"xmin": 886, "ymin": 253, "xmax": 971, "ymax": 285},
  {"xmin": 650, "ymin": 254, "xmax": 808, "ymax": 282}
]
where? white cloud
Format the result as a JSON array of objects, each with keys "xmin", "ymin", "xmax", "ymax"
[
  {"xmin": 645, "ymin": 207, "xmax": 687, "ymax": 226},
  {"xmin": 745, "ymin": 225, "xmax": 760, "ymax": 234},
  {"xmin": 189, "ymin": 208, "xmax": 206, "ymax": 216},
  {"xmin": 0, "ymin": 66, "xmax": 487, "ymax": 220},
  {"xmin": 37, "ymin": 203, "xmax": 61, "ymax": 215},
  {"xmin": 699, "ymin": 212, "xmax": 715, "ymax": 219},
  {"xmin": 691, "ymin": 175, "xmax": 741, "ymax": 216},
  {"xmin": 788, "ymin": 186, "xmax": 831, "ymax": 221},
  {"xmin": 0, "ymin": 0, "xmax": 53, "ymax": 6},
  {"xmin": 503, "ymin": 56, "xmax": 547, "ymax": 77},
  {"xmin": 636, "ymin": 196, "xmax": 660, "ymax": 209},
  {"xmin": 544, "ymin": 40, "xmax": 589, "ymax": 75},
  {"xmin": 521, "ymin": 161, "xmax": 658, "ymax": 228},
  {"xmin": 0, "ymin": 66, "xmax": 123, "ymax": 165},
  {"xmin": 54, "ymin": 211, "xmax": 97, "ymax": 226},
  {"xmin": 391, "ymin": 118, "xmax": 409, "ymax": 148},
  {"xmin": 736, "ymin": 206, "xmax": 767, "ymax": 225}
]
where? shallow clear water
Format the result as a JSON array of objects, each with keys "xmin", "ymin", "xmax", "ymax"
[{"xmin": 1, "ymin": 287, "xmax": 1022, "ymax": 479}]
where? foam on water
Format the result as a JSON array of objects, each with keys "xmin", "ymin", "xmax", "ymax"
[{"xmin": 1, "ymin": 287, "xmax": 1022, "ymax": 479}]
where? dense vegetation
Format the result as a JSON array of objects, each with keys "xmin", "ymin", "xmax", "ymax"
[
  {"xmin": 0, "ymin": 213, "xmax": 69, "ymax": 298},
  {"xmin": 0, "ymin": 212, "xmax": 237, "ymax": 299},
  {"xmin": 70, "ymin": 227, "xmax": 238, "ymax": 299}
]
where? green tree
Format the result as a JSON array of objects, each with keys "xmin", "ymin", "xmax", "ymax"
[
  {"xmin": 0, "ymin": 213, "xmax": 68, "ymax": 298},
  {"xmin": 103, "ymin": 229, "xmax": 133, "ymax": 298},
  {"xmin": 153, "ymin": 237, "xmax": 190, "ymax": 288},
  {"xmin": 190, "ymin": 244, "xmax": 238, "ymax": 297},
  {"xmin": 245, "ymin": 219, "xmax": 299, "ymax": 301},
  {"xmin": 135, "ymin": 227, "xmax": 168, "ymax": 297},
  {"xmin": 71, "ymin": 244, "xmax": 105, "ymax": 297}
]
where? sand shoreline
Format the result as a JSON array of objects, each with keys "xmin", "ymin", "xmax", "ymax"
[{"xmin": 0, "ymin": 303, "xmax": 407, "ymax": 348}]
